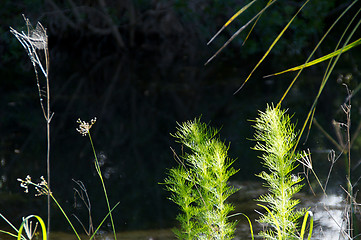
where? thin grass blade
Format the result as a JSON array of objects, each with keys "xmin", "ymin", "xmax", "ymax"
[
  {"xmin": 300, "ymin": 211, "xmax": 314, "ymax": 240},
  {"xmin": 234, "ymin": 0, "xmax": 310, "ymax": 94},
  {"xmin": 228, "ymin": 212, "xmax": 255, "ymax": 240},
  {"xmin": 265, "ymin": 38, "xmax": 361, "ymax": 77},
  {"xmin": 276, "ymin": 0, "xmax": 358, "ymax": 109},
  {"xmin": 89, "ymin": 202, "xmax": 120, "ymax": 240},
  {"xmin": 0, "ymin": 213, "xmax": 22, "ymax": 235},
  {"xmin": 291, "ymin": 5, "xmax": 361, "ymax": 155},
  {"xmin": 207, "ymin": 0, "xmax": 258, "ymax": 45},
  {"xmin": 17, "ymin": 215, "xmax": 47, "ymax": 240},
  {"xmin": 205, "ymin": 0, "xmax": 276, "ymax": 66},
  {"xmin": 239, "ymin": 213, "xmax": 254, "ymax": 240},
  {"xmin": 257, "ymin": 204, "xmax": 282, "ymax": 240},
  {"xmin": 0, "ymin": 230, "xmax": 20, "ymax": 239},
  {"xmin": 243, "ymin": 0, "xmax": 274, "ymax": 46}
]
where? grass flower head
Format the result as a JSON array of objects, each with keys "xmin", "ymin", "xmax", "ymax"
[
  {"xmin": 17, "ymin": 176, "xmax": 50, "ymax": 196},
  {"xmin": 76, "ymin": 118, "xmax": 97, "ymax": 136}
]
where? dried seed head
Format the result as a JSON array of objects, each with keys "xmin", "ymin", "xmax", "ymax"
[{"xmin": 29, "ymin": 22, "xmax": 47, "ymax": 50}]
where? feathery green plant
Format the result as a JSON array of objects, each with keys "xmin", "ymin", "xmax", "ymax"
[
  {"xmin": 252, "ymin": 105, "xmax": 305, "ymax": 240},
  {"xmin": 164, "ymin": 118, "xmax": 238, "ymax": 240}
]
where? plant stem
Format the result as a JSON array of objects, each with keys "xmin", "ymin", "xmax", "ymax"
[
  {"xmin": 50, "ymin": 194, "xmax": 81, "ymax": 240},
  {"xmin": 45, "ymin": 38, "xmax": 51, "ymax": 239},
  {"xmin": 88, "ymin": 132, "xmax": 117, "ymax": 240}
]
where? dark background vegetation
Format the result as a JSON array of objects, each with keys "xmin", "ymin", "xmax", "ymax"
[{"xmin": 1, "ymin": 0, "xmax": 360, "ymax": 233}]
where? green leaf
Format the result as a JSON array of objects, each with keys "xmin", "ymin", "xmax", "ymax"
[{"xmin": 266, "ymin": 38, "xmax": 361, "ymax": 77}]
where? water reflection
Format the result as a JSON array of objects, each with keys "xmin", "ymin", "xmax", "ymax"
[{"xmin": 312, "ymin": 194, "xmax": 347, "ymax": 240}]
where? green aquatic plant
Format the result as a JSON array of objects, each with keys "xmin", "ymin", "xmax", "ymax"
[
  {"xmin": 164, "ymin": 118, "xmax": 238, "ymax": 240},
  {"xmin": 252, "ymin": 105, "xmax": 306, "ymax": 240}
]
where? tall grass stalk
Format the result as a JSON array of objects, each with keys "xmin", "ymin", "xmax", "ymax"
[
  {"xmin": 252, "ymin": 105, "xmax": 305, "ymax": 240},
  {"xmin": 10, "ymin": 15, "xmax": 52, "ymax": 236},
  {"xmin": 164, "ymin": 118, "xmax": 238, "ymax": 240},
  {"xmin": 77, "ymin": 118, "xmax": 117, "ymax": 240}
]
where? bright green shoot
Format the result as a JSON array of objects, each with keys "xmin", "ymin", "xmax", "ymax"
[
  {"xmin": 252, "ymin": 105, "xmax": 305, "ymax": 240},
  {"xmin": 164, "ymin": 118, "xmax": 238, "ymax": 240}
]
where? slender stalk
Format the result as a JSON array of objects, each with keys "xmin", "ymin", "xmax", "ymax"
[
  {"xmin": 49, "ymin": 195, "xmax": 81, "ymax": 240},
  {"xmin": 10, "ymin": 16, "xmax": 52, "ymax": 237},
  {"xmin": 343, "ymin": 98, "xmax": 353, "ymax": 238},
  {"xmin": 45, "ymin": 33, "xmax": 51, "ymax": 239},
  {"xmin": 88, "ymin": 132, "xmax": 117, "ymax": 240}
]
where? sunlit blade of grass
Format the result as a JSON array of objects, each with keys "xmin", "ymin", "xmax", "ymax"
[
  {"xmin": 50, "ymin": 193, "xmax": 81, "ymax": 240},
  {"xmin": 89, "ymin": 202, "xmax": 120, "ymax": 240},
  {"xmin": 265, "ymin": 38, "xmax": 361, "ymax": 77},
  {"xmin": 300, "ymin": 211, "xmax": 314, "ymax": 240},
  {"xmin": 17, "ymin": 215, "xmax": 47, "ymax": 240},
  {"xmin": 257, "ymin": 204, "xmax": 282, "ymax": 240},
  {"xmin": 292, "ymin": 6, "xmax": 361, "ymax": 155},
  {"xmin": 0, "ymin": 213, "xmax": 23, "ymax": 237},
  {"xmin": 234, "ymin": 0, "xmax": 310, "ymax": 94},
  {"xmin": 207, "ymin": 0, "xmax": 258, "ymax": 45},
  {"xmin": 243, "ymin": 0, "xmax": 274, "ymax": 46},
  {"xmin": 205, "ymin": 0, "xmax": 276, "ymax": 66},
  {"xmin": 88, "ymin": 132, "xmax": 117, "ymax": 240},
  {"xmin": 0, "ymin": 230, "xmax": 21, "ymax": 239},
  {"xmin": 228, "ymin": 212, "xmax": 254, "ymax": 240},
  {"xmin": 276, "ymin": 0, "xmax": 358, "ymax": 108}
]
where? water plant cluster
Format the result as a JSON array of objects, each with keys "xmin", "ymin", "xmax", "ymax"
[
  {"xmin": 164, "ymin": 106, "xmax": 313, "ymax": 240},
  {"xmin": 1, "ymin": 0, "xmax": 361, "ymax": 239},
  {"xmin": 253, "ymin": 106, "xmax": 306, "ymax": 239},
  {"xmin": 164, "ymin": 119, "xmax": 238, "ymax": 240}
]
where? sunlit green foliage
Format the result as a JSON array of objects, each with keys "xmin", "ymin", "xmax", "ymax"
[
  {"xmin": 253, "ymin": 105, "xmax": 305, "ymax": 240},
  {"xmin": 165, "ymin": 118, "xmax": 238, "ymax": 240}
]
